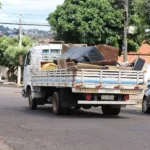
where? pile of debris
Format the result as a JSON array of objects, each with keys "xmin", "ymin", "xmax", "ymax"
[{"xmin": 41, "ymin": 44, "xmax": 145, "ymax": 71}]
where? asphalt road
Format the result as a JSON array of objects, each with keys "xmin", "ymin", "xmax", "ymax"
[{"xmin": 0, "ymin": 86, "xmax": 150, "ymax": 150}]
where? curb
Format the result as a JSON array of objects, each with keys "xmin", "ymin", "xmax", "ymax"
[{"xmin": 0, "ymin": 83, "xmax": 23, "ymax": 88}]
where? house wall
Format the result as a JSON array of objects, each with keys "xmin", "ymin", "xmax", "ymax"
[
  {"xmin": 0, "ymin": 66, "xmax": 7, "ymax": 78},
  {"xmin": 118, "ymin": 55, "xmax": 150, "ymax": 64}
]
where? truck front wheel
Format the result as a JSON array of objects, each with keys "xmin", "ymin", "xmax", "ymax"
[
  {"xmin": 29, "ymin": 95, "xmax": 37, "ymax": 110},
  {"xmin": 52, "ymin": 92, "xmax": 62, "ymax": 115},
  {"xmin": 102, "ymin": 106, "xmax": 121, "ymax": 116}
]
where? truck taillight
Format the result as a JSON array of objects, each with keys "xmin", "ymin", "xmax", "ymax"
[
  {"xmin": 85, "ymin": 94, "xmax": 92, "ymax": 101},
  {"xmin": 134, "ymin": 86, "xmax": 139, "ymax": 90},
  {"xmin": 124, "ymin": 95, "xmax": 129, "ymax": 101}
]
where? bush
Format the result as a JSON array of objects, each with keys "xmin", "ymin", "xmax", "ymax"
[{"xmin": 9, "ymin": 74, "xmax": 17, "ymax": 82}]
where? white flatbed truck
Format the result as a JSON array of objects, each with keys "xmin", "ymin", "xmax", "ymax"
[{"xmin": 22, "ymin": 43, "xmax": 145, "ymax": 116}]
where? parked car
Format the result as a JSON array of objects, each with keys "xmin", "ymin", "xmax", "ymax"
[{"xmin": 142, "ymin": 83, "xmax": 150, "ymax": 113}]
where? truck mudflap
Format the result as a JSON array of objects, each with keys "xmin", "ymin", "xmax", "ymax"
[{"xmin": 78, "ymin": 100, "xmax": 137, "ymax": 105}]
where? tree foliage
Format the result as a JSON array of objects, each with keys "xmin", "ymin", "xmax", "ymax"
[
  {"xmin": 47, "ymin": 0, "xmax": 124, "ymax": 48},
  {"xmin": 128, "ymin": 0, "xmax": 150, "ymax": 48},
  {"xmin": 47, "ymin": 0, "xmax": 150, "ymax": 52},
  {"xmin": 0, "ymin": 35, "xmax": 32, "ymax": 80}
]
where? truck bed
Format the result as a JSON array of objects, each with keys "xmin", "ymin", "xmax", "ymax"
[{"xmin": 31, "ymin": 69, "xmax": 145, "ymax": 95}]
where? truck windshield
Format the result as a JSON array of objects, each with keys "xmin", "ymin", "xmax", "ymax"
[
  {"xmin": 42, "ymin": 49, "xmax": 61, "ymax": 60},
  {"xmin": 42, "ymin": 49, "xmax": 60, "ymax": 55}
]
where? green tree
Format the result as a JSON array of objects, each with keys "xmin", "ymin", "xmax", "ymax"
[
  {"xmin": 142, "ymin": 0, "xmax": 150, "ymax": 44},
  {"xmin": 47, "ymin": 0, "xmax": 150, "ymax": 52},
  {"xmin": 128, "ymin": 0, "xmax": 150, "ymax": 49},
  {"xmin": 0, "ymin": 35, "xmax": 32, "ymax": 81},
  {"xmin": 47, "ymin": 0, "xmax": 124, "ymax": 48}
]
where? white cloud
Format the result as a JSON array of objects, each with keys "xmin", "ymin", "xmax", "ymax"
[
  {"xmin": 0, "ymin": 0, "xmax": 64, "ymax": 30},
  {"xmin": 2, "ymin": 0, "xmax": 21, "ymax": 3},
  {"xmin": 1, "ymin": 0, "xmax": 64, "ymax": 10}
]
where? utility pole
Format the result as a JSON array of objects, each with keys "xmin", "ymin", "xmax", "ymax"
[
  {"xmin": 17, "ymin": 14, "xmax": 22, "ymax": 86},
  {"xmin": 123, "ymin": 0, "xmax": 128, "ymax": 62},
  {"xmin": 19, "ymin": 14, "xmax": 22, "ymax": 48}
]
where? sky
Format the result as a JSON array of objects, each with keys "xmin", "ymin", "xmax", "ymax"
[{"xmin": 0, "ymin": 0, "xmax": 64, "ymax": 30}]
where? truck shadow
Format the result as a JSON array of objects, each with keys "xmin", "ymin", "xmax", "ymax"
[{"xmin": 21, "ymin": 106, "xmax": 128, "ymax": 119}]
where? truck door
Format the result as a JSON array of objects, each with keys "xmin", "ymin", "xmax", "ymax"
[{"xmin": 23, "ymin": 51, "xmax": 31, "ymax": 89}]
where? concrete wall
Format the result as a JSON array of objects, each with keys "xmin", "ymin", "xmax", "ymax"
[{"xmin": 0, "ymin": 66, "xmax": 7, "ymax": 78}]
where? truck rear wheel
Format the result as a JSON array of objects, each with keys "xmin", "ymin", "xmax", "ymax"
[
  {"xmin": 102, "ymin": 106, "xmax": 121, "ymax": 116},
  {"xmin": 52, "ymin": 92, "xmax": 62, "ymax": 115},
  {"xmin": 29, "ymin": 95, "xmax": 37, "ymax": 110},
  {"xmin": 74, "ymin": 105, "xmax": 81, "ymax": 110},
  {"xmin": 82, "ymin": 105, "xmax": 92, "ymax": 109}
]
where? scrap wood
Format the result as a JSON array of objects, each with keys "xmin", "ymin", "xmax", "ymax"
[
  {"xmin": 75, "ymin": 63, "xmax": 108, "ymax": 69},
  {"xmin": 106, "ymin": 66, "xmax": 132, "ymax": 70},
  {"xmin": 57, "ymin": 58, "xmax": 75, "ymax": 69},
  {"xmin": 87, "ymin": 59, "xmax": 117, "ymax": 66}
]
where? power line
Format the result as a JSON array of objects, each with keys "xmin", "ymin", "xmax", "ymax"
[
  {"xmin": 0, "ymin": 22, "xmax": 50, "ymax": 27},
  {"xmin": 0, "ymin": 9, "xmax": 19, "ymax": 23},
  {"xmin": 0, "ymin": 13, "xmax": 48, "ymax": 17},
  {"xmin": 13, "ymin": 14, "xmax": 48, "ymax": 17}
]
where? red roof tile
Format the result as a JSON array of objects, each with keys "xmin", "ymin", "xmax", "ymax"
[
  {"xmin": 118, "ymin": 43, "xmax": 150, "ymax": 63},
  {"xmin": 118, "ymin": 55, "xmax": 150, "ymax": 64},
  {"xmin": 128, "ymin": 43, "xmax": 150, "ymax": 55}
]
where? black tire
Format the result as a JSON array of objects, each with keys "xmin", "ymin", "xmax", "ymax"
[
  {"xmin": 29, "ymin": 95, "xmax": 37, "ymax": 110},
  {"xmin": 142, "ymin": 97, "xmax": 150, "ymax": 114},
  {"xmin": 52, "ymin": 92, "xmax": 62, "ymax": 115},
  {"xmin": 102, "ymin": 106, "xmax": 121, "ymax": 116},
  {"xmin": 63, "ymin": 107, "xmax": 71, "ymax": 115},
  {"xmin": 74, "ymin": 105, "xmax": 81, "ymax": 110},
  {"xmin": 82, "ymin": 105, "xmax": 92, "ymax": 109}
]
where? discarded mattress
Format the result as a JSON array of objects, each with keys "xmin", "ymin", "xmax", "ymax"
[{"xmin": 59, "ymin": 46, "xmax": 105, "ymax": 63}]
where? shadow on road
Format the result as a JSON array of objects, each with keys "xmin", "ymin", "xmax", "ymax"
[
  {"xmin": 122, "ymin": 108, "xmax": 150, "ymax": 117},
  {"xmin": 20, "ymin": 106, "xmax": 128, "ymax": 119}
]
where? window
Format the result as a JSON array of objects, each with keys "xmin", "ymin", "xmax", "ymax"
[
  {"xmin": 42, "ymin": 49, "xmax": 49, "ymax": 60},
  {"xmin": 42, "ymin": 49, "xmax": 49, "ymax": 54},
  {"xmin": 51, "ymin": 49, "xmax": 60, "ymax": 55},
  {"xmin": 26, "ymin": 52, "xmax": 31, "ymax": 65},
  {"xmin": 42, "ymin": 49, "xmax": 61, "ymax": 60},
  {"xmin": 42, "ymin": 49, "xmax": 60, "ymax": 55}
]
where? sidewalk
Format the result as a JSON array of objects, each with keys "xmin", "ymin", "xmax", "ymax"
[{"xmin": 0, "ymin": 80, "xmax": 23, "ymax": 88}]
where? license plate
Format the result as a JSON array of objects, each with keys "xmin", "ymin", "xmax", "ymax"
[
  {"xmin": 76, "ymin": 88, "xmax": 98, "ymax": 93},
  {"xmin": 101, "ymin": 95, "xmax": 114, "ymax": 100}
]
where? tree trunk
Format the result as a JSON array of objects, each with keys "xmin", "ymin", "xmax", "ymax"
[{"xmin": 7, "ymin": 66, "xmax": 17, "ymax": 82}]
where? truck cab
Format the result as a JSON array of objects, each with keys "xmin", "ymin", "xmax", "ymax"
[{"xmin": 22, "ymin": 43, "xmax": 62, "ymax": 98}]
